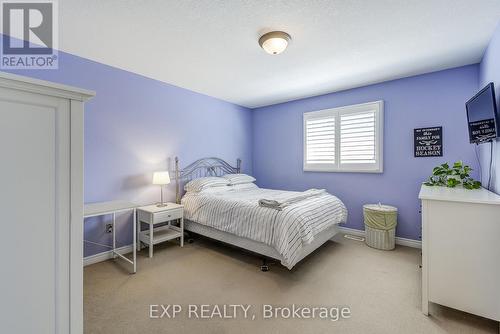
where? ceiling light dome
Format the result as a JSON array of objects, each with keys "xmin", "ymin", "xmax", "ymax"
[{"xmin": 259, "ymin": 31, "xmax": 291, "ymax": 55}]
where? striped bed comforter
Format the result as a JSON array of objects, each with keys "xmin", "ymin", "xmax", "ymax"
[{"xmin": 181, "ymin": 186, "xmax": 348, "ymax": 269}]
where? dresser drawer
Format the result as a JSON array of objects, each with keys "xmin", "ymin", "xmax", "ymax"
[{"xmin": 154, "ymin": 208, "xmax": 183, "ymax": 223}]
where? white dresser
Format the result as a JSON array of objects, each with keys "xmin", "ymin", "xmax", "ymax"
[
  {"xmin": 0, "ymin": 72, "xmax": 94, "ymax": 334},
  {"xmin": 419, "ymin": 185, "xmax": 500, "ymax": 322}
]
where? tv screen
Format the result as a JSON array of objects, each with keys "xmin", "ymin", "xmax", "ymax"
[{"xmin": 466, "ymin": 82, "xmax": 499, "ymax": 144}]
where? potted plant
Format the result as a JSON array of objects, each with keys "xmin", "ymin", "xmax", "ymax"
[{"xmin": 424, "ymin": 161, "xmax": 481, "ymax": 189}]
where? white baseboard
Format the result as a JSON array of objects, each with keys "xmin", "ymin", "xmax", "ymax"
[
  {"xmin": 336, "ymin": 226, "xmax": 422, "ymax": 249},
  {"xmin": 83, "ymin": 245, "xmax": 134, "ymax": 267}
]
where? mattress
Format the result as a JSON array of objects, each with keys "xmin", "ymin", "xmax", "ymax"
[{"xmin": 181, "ymin": 185, "xmax": 347, "ymax": 269}]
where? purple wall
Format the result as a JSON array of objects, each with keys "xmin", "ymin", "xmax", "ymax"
[
  {"xmin": 252, "ymin": 65, "xmax": 479, "ymax": 240},
  {"xmin": 479, "ymin": 22, "xmax": 500, "ymax": 194},
  {"xmin": 3, "ymin": 33, "xmax": 489, "ymax": 252},
  {"xmin": 3, "ymin": 50, "xmax": 252, "ymax": 257}
]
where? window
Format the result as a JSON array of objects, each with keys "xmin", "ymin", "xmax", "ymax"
[{"xmin": 304, "ymin": 101, "xmax": 383, "ymax": 173}]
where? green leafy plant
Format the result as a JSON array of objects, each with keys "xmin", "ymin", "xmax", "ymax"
[{"xmin": 424, "ymin": 161, "xmax": 481, "ymax": 190}]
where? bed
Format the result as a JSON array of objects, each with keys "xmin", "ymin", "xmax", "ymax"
[{"xmin": 174, "ymin": 157, "xmax": 348, "ymax": 270}]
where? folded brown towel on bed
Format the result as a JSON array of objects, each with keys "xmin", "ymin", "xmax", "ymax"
[{"xmin": 258, "ymin": 199, "xmax": 282, "ymax": 210}]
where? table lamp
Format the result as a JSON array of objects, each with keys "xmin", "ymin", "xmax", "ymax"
[{"xmin": 152, "ymin": 171, "xmax": 170, "ymax": 207}]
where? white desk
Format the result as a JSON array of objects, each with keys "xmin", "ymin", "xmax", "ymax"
[{"xmin": 84, "ymin": 201, "xmax": 138, "ymax": 273}]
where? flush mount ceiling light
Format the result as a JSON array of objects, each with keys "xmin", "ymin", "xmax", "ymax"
[{"xmin": 259, "ymin": 31, "xmax": 291, "ymax": 55}]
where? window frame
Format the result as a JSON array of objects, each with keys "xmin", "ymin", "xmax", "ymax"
[{"xmin": 303, "ymin": 100, "xmax": 384, "ymax": 173}]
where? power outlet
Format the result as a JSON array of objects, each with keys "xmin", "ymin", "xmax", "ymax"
[{"xmin": 105, "ymin": 223, "xmax": 113, "ymax": 233}]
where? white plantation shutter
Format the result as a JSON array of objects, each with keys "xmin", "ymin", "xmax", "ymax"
[
  {"xmin": 340, "ymin": 110, "xmax": 376, "ymax": 164},
  {"xmin": 305, "ymin": 116, "xmax": 335, "ymax": 165},
  {"xmin": 304, "ymin": 101, "xmax": 383, "ymax": 172}
]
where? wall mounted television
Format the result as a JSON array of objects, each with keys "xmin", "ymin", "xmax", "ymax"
[{"xmin": 466, "ymin": 82, "xmax": 499, "ymax": 144}]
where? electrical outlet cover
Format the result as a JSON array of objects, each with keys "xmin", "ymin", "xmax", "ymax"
[{"xmin": 105, "ymin": 223, "xmax": 113, "ymax": 233}]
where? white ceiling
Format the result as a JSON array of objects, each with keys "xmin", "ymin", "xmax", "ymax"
[{"xmin": 60, "ymin": 0, "xmax": 500, "ymax": 108}]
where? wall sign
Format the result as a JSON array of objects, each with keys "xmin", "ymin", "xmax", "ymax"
[{"xmin": 414, "ymin": 126, "xmax": 443, "ymax": 157}]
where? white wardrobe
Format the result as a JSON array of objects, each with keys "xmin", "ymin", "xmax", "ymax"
[{"xmin": 0, "ymin": 72, "xmax": 94, "ymax": 333}]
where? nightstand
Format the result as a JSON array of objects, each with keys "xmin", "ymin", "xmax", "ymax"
[{"xmin": 137, "ymin": 203, "xmax": 184, "ymax": 258}]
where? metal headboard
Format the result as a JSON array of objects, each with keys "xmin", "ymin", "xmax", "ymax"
[{"xmin": 175, "ymin": 157, "xmax": 241, "ymax": 203}]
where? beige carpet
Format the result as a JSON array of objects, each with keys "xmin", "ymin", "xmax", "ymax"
[{"xmin": 84, "ymin": 234, "xmax": 498, "ymax": 334}]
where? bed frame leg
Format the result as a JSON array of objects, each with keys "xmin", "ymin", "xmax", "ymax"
[
  {"xmin": 184, "ymin": 231, "xmax": 195, "ymax": 244},
  {"xmin": 260, "ymin": 258, "xmax": 270, "ymax": 272}
]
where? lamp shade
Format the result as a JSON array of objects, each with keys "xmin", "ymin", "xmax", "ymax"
[{"xmin": 152, "ymin": 171, "xmax": 170, "ymax": 185}]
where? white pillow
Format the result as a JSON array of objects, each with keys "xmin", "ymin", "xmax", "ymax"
[
  {"xmin": 184, "ymin": 177, "xmax": 229, "ymax": 192},
  {"xmin": 231, "ymin": 183, "xmax": 258, "ymax": 190},
  {"xmin": 198, "ymin": 186, "xmax": 235, "ymax": 194},
  {"xmin": 222, "ymin": 173, "xmax": 256, "ymax": 185}
]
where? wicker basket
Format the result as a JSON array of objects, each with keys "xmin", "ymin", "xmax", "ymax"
[
  {"xmin": 363, "ymin": 204, "xmax": 397, "ymax": 250},
  {"xmin": 365, "ymin": 225, "xmax": 396, "ymax": 250}
]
